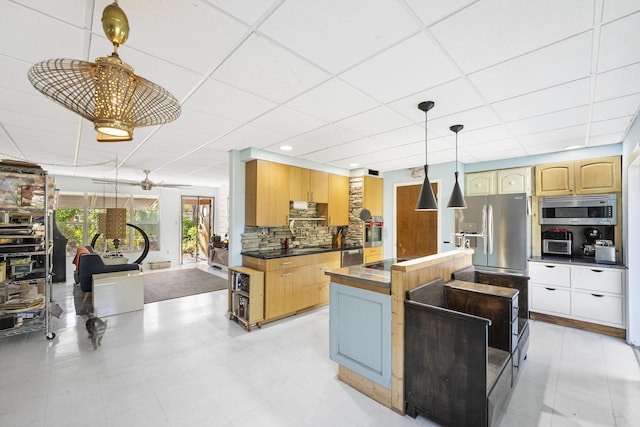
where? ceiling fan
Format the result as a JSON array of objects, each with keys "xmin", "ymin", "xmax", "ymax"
[{"xmin": 92, "ymin": 170, "xmax": 190, "ymax": 191}]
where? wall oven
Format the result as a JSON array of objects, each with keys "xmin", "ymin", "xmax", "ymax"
[
  {"xmin": 539, "ymin": 194, "xmax": 617, "ymax": 225},
  {"xmin": 364, "ymin": 216, "xmax": 383, "ymax": 248}
]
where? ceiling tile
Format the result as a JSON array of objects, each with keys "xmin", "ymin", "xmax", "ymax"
[
  {"xmin": 206, "ymin": 0, "xmax": 281, "ymax": 26},
  {"xmin": 519, "ymin": 124, "xmax": 588, "ymax": 148},
  {"xmin": 250, "ymin": 106, "xmax": 327, "ymax": 137},
  {"xmin": 183, "ymin": 78, "xmax": 276, "ymax": 123},
  {"xmin": 388, "ymin": 78, "xmax": 487, "ymax": 123},
  {"xmin": 430, "ymin": 0, "xmax": 594, "ymax": 73},
  {"xmin": 594, "ymin": 63, "xmax": 640, "ymax": 102},
  {"xmin": 263, "ymin": 125, "xmax": 362, "ymax": 156},
  {"xmin": 429, "ymin": 106, "xmax": 502, "ymax": 134},
  {"xmin": 589, "ymin": 117, "xmax": 633, "ymax": 137},
  {"xmin": 335, "ymin": 106, "xmax": 413, "ymax": 136},
  {"xmin": 404, "ymin": 0, "xmax": 477, "ymax": 27},
  {"xmin": 508, "ymin": 106, "xmax": 589, "ymax": 137},
  {"xmin": 285, "ymin": 79, "xmax": 379, "ymax": 122},
  {"xmin": 592, "ymin": 93, "xmax": 640, "ymax": 122},
  {"xmin": 493, "ymin": 78, "xmax": 591, "ymax": 122},
  {"xmin": 213, "ymin": 33, "xmax": 330, "ymax": 103},
  {"xmin": 457, "ymin": 125, "xmax": 515, "ymax": 146},
  {"xmin": 258, "ymin": 0, "xmax": 420, "ymax": 73},
  {"xmin": 469, "ymin": 32, "xmax": 593, "ymax": 102},
  {"xmin": 602, "ymin": 1, "xmax": 640, "ymax": 23},
  {"xmin": 598, "ymin": 12, "xmax": 640, "ymax": 73},
  {"xmin": 208, "ymin": 125, "xmax": 288, "ymax": 151},
  {"xmin": 340, "ymin": 32, "xmax": 461, "ymax": 103}
]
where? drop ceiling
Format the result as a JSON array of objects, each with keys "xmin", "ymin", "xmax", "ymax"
[{"xmin": 1, "ymin": 0, "xmax": 639, "ymax": 188}]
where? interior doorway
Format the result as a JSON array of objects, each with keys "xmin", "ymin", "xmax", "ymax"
[
  {"xmin": 395, "ymin": 182, "xmax": 439, "ymax": 260},
  {"xmin": 180, "ymin": 196, "xmax": 214, "ymax": 264}
]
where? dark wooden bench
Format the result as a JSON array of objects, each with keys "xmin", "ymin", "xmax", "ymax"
[
  {"xmin": 404, "ymin": 278, "xmax": 516, "ymax": 427},
  {"xmin": 452, "ymin": 266, "xmax": 530, "ymax": 382}
]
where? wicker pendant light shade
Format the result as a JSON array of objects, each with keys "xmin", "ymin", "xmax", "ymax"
[{"xmin": 27, "ymin": 1, "xmax": 180, "ymax": 142}]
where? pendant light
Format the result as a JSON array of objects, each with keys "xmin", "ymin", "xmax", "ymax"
[
  {"xmin": 447, "ymin": 124, "xmax": 467, "ymax": 209},
  {"xmin": 415, "ymin": 101, "xmax": 438, "ymax": 211},
  {"xmin": 27, "ymin": 1, "xmax": 181, "ymax": 142}
]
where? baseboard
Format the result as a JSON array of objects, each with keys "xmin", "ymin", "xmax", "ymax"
[{"xmin": 530, "ymin": 311, "xmax": 626, "ymax": 339}]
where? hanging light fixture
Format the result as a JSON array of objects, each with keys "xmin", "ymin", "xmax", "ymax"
[
  {"xmin": 27, "ymin": 1, "xmax": 181, "ymax": 142},
  {"xmin": 415, "ymin": 101, "xmax": 438, "ymax": 211},
  {"xmin": 447, "ymin": 124, "xmax": 467, "ymax": 209}
]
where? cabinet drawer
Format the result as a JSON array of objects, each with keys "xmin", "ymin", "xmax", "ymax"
[
  {"xmin": 529, "ymin": 262, "xmax": 571, "ymax": 288},
  {"xmin": 530, "ymin": 285, "xmax": 571, "ymax": 315},
  {"xmin": 572, "ymin": 266, "xmax": 623, "ymax": 294},
  {"xmin": 572, "ymin": 291, "xmax": 623, "ymax": 326}
]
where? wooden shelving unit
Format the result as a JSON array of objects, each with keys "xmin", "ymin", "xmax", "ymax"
[{"xmin": 228, "ymin": 266, "xmax": 264, "ymax": 331}]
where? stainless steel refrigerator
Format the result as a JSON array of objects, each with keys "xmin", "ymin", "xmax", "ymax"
[{"xmin": 457, "ymin": 193, "xmax": 530, "ymax": 275}]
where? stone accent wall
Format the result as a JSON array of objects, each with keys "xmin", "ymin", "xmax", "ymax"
[
  {"xmin": 242, "ymin": 203, "xmax": 337, "ymax": 251},
  {"xmin": 347, "ymin": 176, "xmax": 364, "ymax": 245}
]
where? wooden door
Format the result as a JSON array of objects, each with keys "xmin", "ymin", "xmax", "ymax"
[{"xmin": 396, "ymin": 183, "xmax": 438, "ymax": 260}]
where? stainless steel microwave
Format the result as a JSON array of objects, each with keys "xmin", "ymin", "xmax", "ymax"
[{"xmin": 539, "ymin": 194, "xmax": 617, "ymax": 225}]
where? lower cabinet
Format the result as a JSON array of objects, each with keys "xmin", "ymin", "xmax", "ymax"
[
  {"xmin": 529, "ymin": 261, "xmax": 626, "ymax": 329},
  {"xmin": 364, "ymin": 246, "xmax": 383, "ymax": 264},
  {"xmin": 243, "ymin": 252, "xmax": 339, "ymax": 321}
]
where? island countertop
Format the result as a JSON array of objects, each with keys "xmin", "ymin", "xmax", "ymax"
[
  {"xmin": 242, "ymin": 244, "xmax": 362, "ymax": 259},
  {"xmin": 324, "ymin": 264, "xmax": 391, "ymax": 294}
]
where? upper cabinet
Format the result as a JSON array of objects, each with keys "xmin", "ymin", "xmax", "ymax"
[
  {"xmin": 465, "ymin": 167, "xmax": 532, "ymax": 196},
  {"xmin": 290, "ymin": 167, "xmax": 328, "ymax": 203},
  {"xmin": 497, "ymin": 167, "xmax": 532, "ymax": 194},
  {"xmin": 327, "ymin": 174, "xmax": 349, "ymax": 225},
  {"xmin": 245, "ymin": 160, "xmax": 290, "ymax": 227},
  {"xmin": 363, "ymin": 175, "xmax": 383, "ymax": 216},
  {"xmin": 465, "ymin": 171, "xmax": 496, "ymax": 196},
  {"xmin": 535, "ymin": 156, "xmax": 621, "ymax": 196}
]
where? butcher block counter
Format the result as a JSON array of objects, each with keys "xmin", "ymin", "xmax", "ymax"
[{"xmin": 325, "ymin": 249, "xmax": 474, "ymax": 414}]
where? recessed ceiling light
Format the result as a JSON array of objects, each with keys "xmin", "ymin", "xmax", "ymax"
[
  {"xmin": 280, "ymin": 145, "xmax": 293, "ymax": 151},
  {"xmin": 564, "ymin": 145, "xmax": 582, "ymax": 151},
  {"xmin": 349, "ymin": 163, "xmax": 359, "ymax": 168}
]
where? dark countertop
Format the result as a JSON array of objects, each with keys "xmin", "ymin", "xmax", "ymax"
[
  {"xmin": 242, "ymin": 244, "xmax": 363, "ymax": 259},
  {"xmin": 529, "ymin": 256, "xmax": 627, "ymax": 269}
]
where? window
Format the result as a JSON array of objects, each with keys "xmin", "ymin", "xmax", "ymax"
[{"xmin": 56, "ymin": 192, "xmax": 160, "ymax": 254}]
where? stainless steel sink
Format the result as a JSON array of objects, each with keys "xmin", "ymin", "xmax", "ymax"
[{"xmin": 288, "ymin": 248, "xmax": 320, "ymax": 254}]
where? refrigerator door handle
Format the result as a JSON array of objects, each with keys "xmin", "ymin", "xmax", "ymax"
[
  {"xmin": 482, "ymin": 204, "xmax": 488, "ymax": 254},
  {"xmin": 488, "ymin": 204, "xmax": 494, "ymax": 255}
]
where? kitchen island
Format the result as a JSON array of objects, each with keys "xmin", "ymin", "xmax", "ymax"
[{"xmin": 325, "ymin": 249, "xmax": 474, "ymax": 414}]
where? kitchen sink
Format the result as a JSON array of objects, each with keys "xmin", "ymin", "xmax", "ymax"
[{"xmin": 288, "ymin": 248, "xmax": 321, "ymax": 254}]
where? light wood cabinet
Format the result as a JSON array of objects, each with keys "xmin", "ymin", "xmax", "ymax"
[
  {"xmin": 290, "ymin": 166, "xmax": 328, "ymax": 203},
  {"xmin": 327, "ymin": 174, "xmax": 349, "ymax": 225},
  {"xmin": 245, "ymin": 160, "xmax": 290, "ymax": 226},
  {"xmin": 364, "ymin": 246, "xmax": 383, "ymax": 264},
  {"xmin": 228, "ymin": 266, "xmax": 264, "ymax": 331},
  {"xmin": 465, "ymin": 167, "xmax": 532, "ymax": 196},
  {"xmin": 363, "ymin": 175, "xmax": 383, "ymax": 216},
  {"xmin": 535, "ymin": 156, "xmax": 621, "ymax": 196},
  {"xmin": 242, "ymin": 251, "xmax": 339, "ymax": 321}
]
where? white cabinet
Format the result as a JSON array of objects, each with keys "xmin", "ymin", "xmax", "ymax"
[
  {"xmin": 528, "ymin": 261, "xmax": 625, "ymax": 329},
  {"xmin": 465, "ymin": 167, "xmax": 532, "ymax": 196}
]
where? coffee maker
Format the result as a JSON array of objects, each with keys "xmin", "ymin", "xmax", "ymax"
[{"xmin": 581, "ymin": 228, "xmax": 600, "ymax": 257}]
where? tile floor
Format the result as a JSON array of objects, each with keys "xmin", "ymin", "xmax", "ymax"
[{"xmin": 1, "ymin": 265, "xmax": 639, "ymax": 427}]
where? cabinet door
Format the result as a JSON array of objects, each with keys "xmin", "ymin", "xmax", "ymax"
[
  {"xmin": 309, "ymin": 170, "xmax": 329, "ymax": 203},
  {"xmin": 528, "ymin": 262, "xmax": 571, "ymax": 288},
  {"xmin": 465, "ymin": 171, "xmax": 496, "ymax": 196},
  {"xmin": 327, "ymin": 174, "xmax": 349, "ymax": 225},
  {"xmin": 535, "ymin": 162, "xmax": 574, "ymax": 196},
  {"xmin": 497, "ymin": 167, "xmax": 531, "ymax": 194},
  {"xmin": 572, "ymin": 266, "xmax": 623, "ymax": 294},
  {"xmin": 364, "ymin": 246, "xmax": 383, "ymax": 263},
  {"xmin": 572, "ymin": 291, "xmax": 623, "ymax": 326},
  {"xmin": 265, "ymin": 269, "xmax": 295, "ymax": 320},
  {"xmin": 575, "ymin": 156, "xmax": 621, "ymax": 194},
  {"xmin": 531, "ymin": 285, "xmax": 571, "ymax": 315},
  {"xmin": 246, "ymin": 160, "xmax": 290, "ymax": 226},
  {"xmin": 363, "ymin": 176, "xmax": 383, "ymax": 216},
  {"xmin": 290, "ymin": 166, "xmax": 310, "ymax": 201}
]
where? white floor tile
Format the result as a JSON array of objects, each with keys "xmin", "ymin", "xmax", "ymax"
[{"xmin": 1, "ymin": 264, "xmax": 639, "ymax": 427}]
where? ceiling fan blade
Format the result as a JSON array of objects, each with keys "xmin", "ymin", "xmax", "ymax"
[
  {"xmin": 91, "ymin": 178, "xmax": 141, "ymax": 186},
  {"xmin": 154, "ymin": 183, "xmax": 191, "ymax": 188}
]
